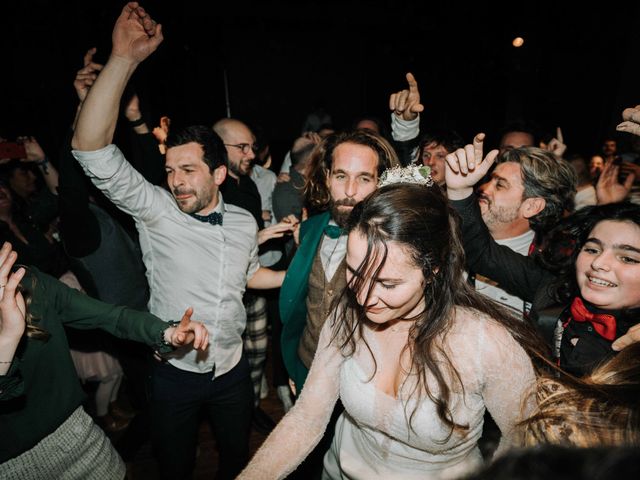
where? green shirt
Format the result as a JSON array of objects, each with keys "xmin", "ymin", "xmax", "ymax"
[{"xmin": 0, "ymin": 268, "xmax": 172, "ymax": 462}]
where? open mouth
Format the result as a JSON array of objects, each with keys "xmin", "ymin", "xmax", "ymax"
[{"xmin": 587, "ymin": 275, "xmax": 617, "ymax": 288}]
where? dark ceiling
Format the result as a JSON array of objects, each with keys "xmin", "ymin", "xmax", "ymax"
[{"xmin": 2, "ymin": 1, "xmax": 639, "ymax": 163}]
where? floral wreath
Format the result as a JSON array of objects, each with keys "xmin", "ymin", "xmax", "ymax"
[{"xmin": 378, "ymin": 164, "xmax": 434, "ymax": 188}]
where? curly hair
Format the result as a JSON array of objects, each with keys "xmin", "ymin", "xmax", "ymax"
[
  {"xmin": 539, "ymin": 202, "xmax": 640, "ymax": 304},
  {"xmin": 498, "ymin": 147, "xmax": 577, "ymax": 232},
  {"xmin": 302, "ymin": 130, "xmax": 399, "ymax": 212}
]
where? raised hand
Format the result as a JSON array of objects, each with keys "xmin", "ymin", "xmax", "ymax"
[
  {"xmin": 164, "ymin": 307, "xmax": 209, "ymax": 350},
  {"xmin": 17, "ymin": 136, "xmax": 46, "ymax": 163},
  {"xmin": 445, "ymin": 133, "xmax": 499, "ymax": 200},
  {"xmin": 0, "ymin": 242, "xmax": 27, "ymax": 343},
  {"xmin": 258, "ymin": 219, "xmax": 298, "ymax": 245},
  {"xmin": 542, "ymin": 127, "xmax": 567, "ymax": 159},
  {"xmin": 111, "ymin": 2, "xmax": 163, "ymax": 64},
  {"xmin": 74, "ymin": 48, "xmax": 104, "ymax": 102},
  {"xmin": 595, "ymin": 157, "xmax": 635, "ymax": 205},
  {"xmin": 389, "ymin": 72, "xmax": 424, "ymax": 122},
  {"xmin": 616, "ymin": 105, "xmax": 640, "ymax": 137}
]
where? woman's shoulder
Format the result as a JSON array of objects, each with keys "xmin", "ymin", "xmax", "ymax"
[{"xmin": 448, "ymin": 306, "xmax": 521, "ymax": 349}]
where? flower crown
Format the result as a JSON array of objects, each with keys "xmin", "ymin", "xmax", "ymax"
[{"xmin": 378, "ymin": 164, "xmax": 434, "ymax": 188}]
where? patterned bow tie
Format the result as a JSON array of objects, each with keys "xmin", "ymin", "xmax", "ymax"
[
  {"xmin": 570, "ymin": 297, "xmax": 617, "ymax": 341},
  {"xmin": 323, "ymin": 225, "xmax": 343, "ymax": 239},
  {"xmin": 190, "ymin": 211, "xmax": 223, "ymax": 226}
]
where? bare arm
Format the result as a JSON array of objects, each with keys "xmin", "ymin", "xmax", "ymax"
[
  {"xmin": 72, "ymin": 2, "xmax": 163, "ymax": 151},
  {"xmin": 247, "ymin": 267, "xmax": 286, "ymax": 290}
]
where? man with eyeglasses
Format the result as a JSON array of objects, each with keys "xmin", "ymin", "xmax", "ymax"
[{"xmin": 214, "ymin": 118, "xmax": 294, "ymax": 434}]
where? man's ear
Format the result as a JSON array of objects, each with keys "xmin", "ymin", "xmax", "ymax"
[
  {"xmin": 214, "ymin": 165, "xmax": 227, "ymax": 186},
  {"xmin": 522, "ymin": 197, "xmax": 546, "ymax": 219}
]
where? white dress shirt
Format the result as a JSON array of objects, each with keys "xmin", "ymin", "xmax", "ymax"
[{"xmin": 73, "ymin": 144, "xmax": 260, "ymax": 377}]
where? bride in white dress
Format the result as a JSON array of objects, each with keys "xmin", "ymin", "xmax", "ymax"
[{"xmin": 239, "ymin": 176, "xmax": 547, "ymax": 479}]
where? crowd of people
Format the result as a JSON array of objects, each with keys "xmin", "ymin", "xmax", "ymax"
[{"xmin": 2, "ymin": 3, "xmax": 640, "ymax": 480}]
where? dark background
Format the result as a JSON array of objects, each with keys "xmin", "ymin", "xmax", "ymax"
[{"xmin": 2, "ymin": 0, "xmax": 640, "ymax": 167}]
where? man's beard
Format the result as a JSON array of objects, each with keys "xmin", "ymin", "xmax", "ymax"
[
  {"xmin": 173, "ymin": 188, "xmax": 212, "ymax": 214},
  {"xmin": 330, "ymin": 198, "xmax": 357, "ymax": 227},
  {"xmin": 479, "ymin": 195, "xmax": 522, "ymax": 232},
  {"xmin": 229, "ymin": 159, "xmax": 250, "ymax": 177}
]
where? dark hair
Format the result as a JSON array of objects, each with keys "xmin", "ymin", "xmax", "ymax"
[
  {"xmin": 303, "ymin": 130, "xmax": 399, "ymax": 211},
  {"xmin": 498, "ymin": 147, "xmax": 577, "ymax": 232},
  {"xmin": 351, "ymin": 115, "xmax": 388, "ymax": 138},
  {"xmin": 498, "ymin": 120, "xmax": 539, "ymax": 148},
  {"xmin": 16, "ymin": 267, "xmax": 50, "ymax": 341},
  {"xmin": 417, "ymin": 130, "xmax": 464, "ymax": 158},
  {"xmin": 541, "ymin": 202, "xmax": 640, "ymax": 303},
  {"xmin": 332, "ymin": 183, "xmax": 548, "ymax": 435},
  {"xmin": 290, "ymin": 143, "xmax": 316, "ymax": 168},
  {"xmin": 165, "ymin": 125, "xmax": 227, "ymax": 173},
  {"xmin": 465, "ymin": 445, "xmax": 640, "ymax": 480}
]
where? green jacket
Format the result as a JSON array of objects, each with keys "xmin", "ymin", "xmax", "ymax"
[{"xmin": 279, "ymin": 211, "xmax": 331, "ymax": 390}]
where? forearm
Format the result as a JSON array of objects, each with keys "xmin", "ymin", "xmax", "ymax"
[
  {"xmin": 72, "ymin": 55, "xmax": 139, "ymax": 151},
  {"xmin": 247, "ymin": 267, "xmax": 286, "ymax": 289},
  {"xmin": 0, "ymin": 336, "xmax": 21, "ymax": 375},
  {"xmin": 36, "ymin": 158, "xmax": 59, "ymax": 194}
]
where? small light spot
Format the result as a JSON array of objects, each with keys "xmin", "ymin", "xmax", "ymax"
[{"xmin": 512, "ymin": 37, "xmax": 525, "ymax": 48}]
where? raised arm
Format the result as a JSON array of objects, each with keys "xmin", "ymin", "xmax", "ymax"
[
  {"xmin": 72, "ymin": 2, "xmax": 163, "ymax": 151},
  {"xmin": 389, "ymin": 72, "xmax": 423, "ymax": 166},
  {"xmin": 445, "ymin": 135, "xmax": 547, "ymax": 303},
  {"xmin": 19, "ymin": 136, "xmax": 59, "ymax": 194}
]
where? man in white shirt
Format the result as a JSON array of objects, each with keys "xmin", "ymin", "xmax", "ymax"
[{"xmin": 71, "ymin": 5, "xmax": 283, "ymax": 478}]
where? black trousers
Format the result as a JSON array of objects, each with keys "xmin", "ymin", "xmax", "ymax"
[{"xmin": 150, "ymin": 358, "xmax": 254, "ymax": 480}]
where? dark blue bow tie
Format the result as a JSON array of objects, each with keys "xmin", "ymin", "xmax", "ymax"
[
  {"xmin": 191, "ymin": 211, "xmax": 223, "ymax": 226},
  {"xmin": 323, "ymin": 224, "xmax": 343, "ymax": 239}
]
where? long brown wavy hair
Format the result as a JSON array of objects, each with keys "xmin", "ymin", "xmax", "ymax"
[
  {"xmin": 332, "ymin": 183, "xmax": 549, "ymax": 438},
  {"xmin": 303, "ymin": 130, "xmax": 399, "ymax": 212},
  {"xmin": 521, "ymin": 342, "xmax": 640, "ymax": 447}
]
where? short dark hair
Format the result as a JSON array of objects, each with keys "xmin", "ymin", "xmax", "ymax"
[
  {"xmin": 417, "ymin": 129, "xmax": 464, "ymax": 156},
  {"xmin": 166, "ymin": 125, "xmax": 227, "ymax": 172}
]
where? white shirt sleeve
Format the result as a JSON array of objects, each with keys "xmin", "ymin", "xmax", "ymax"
[
  {"xmin": 390, "ymin": 113, "xmax": 420, "ymax": 142},
  {"xmin": 72, "ymin": 144, "xmax": 170, "ymax": 222}
]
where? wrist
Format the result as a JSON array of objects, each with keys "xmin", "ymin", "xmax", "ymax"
[
  {"xmin": 162, "ymin": 327, "xmax": 175, "ymax": 347},
  {"xmin": 35, "ymin": 156, "xmax": 48, "ymax": 167},
  {"xmin": 446, "ymin": 187, "xmax": 474, "ymax": 201}
]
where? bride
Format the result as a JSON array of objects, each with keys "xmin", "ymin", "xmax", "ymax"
[{"xmin": 239, "ymin": 168, "xmax": 547, "ymax": 479}]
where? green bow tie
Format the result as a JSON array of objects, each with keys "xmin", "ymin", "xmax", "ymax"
[{"xmin": 323, "ymin": 225, "xmax": 343, "ymax": 239}]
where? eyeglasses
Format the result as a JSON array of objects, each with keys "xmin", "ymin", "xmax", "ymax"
[{"xmin": 224, "ymin": 143, "xmax": 258, "ymax": 155}]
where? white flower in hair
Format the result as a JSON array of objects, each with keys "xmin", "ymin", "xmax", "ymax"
[{"xmin": 378, "ymin": 164, "xmax": 434, "ymax": 188}]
